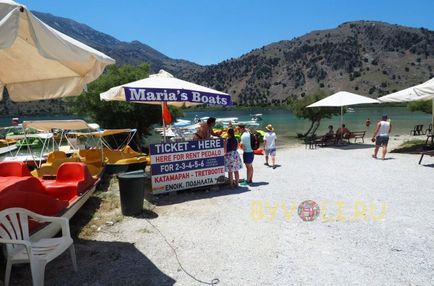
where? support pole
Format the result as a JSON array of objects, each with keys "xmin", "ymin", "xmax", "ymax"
[
  {"xmin": 340, "ymin": 106, "xmax": 343, "ymax": 127},
  {"xmin": 432, "ymin": 98, "xmax": 434, "ymax": 133},
  {"xmin": 162, "ymin": 102, "xmax": 166, "ymax": 142}
]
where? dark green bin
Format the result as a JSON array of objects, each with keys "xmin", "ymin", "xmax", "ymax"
[{"xmin": 117, "ymin": 170, "xmax": 145, "ymax": 216}]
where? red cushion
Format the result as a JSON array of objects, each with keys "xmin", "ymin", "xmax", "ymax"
[{"xmin": 0, "ymin": 162, "xmax": 31, "ymax": 177}]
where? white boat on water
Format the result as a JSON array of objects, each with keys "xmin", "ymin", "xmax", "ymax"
[
  {"xmin": 250, "ymin": 113, "xmax": 263, "ymax": 121},
  {"xmin": 173, "ymin": 119, "xmax": 192, "ymax": 127},
  {"xmin": 200, "ymin": 116, "xmax": 239, "ymax": 123},
  {"xmin": 347, "ymin": 107, "xmax": 355, "ymax": 113}
]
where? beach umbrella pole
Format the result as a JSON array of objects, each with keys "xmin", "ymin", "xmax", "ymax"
[
  {"xmin": 162, "ymin": 102, "xmax": 166, "ymax": 143},
  {"xmin": 432, "ymin": 98, "xmax": 434, "ymax": 132},
  {"xmin": 340, "ymin": 106, "xmax": 343, "ymax": 127}
]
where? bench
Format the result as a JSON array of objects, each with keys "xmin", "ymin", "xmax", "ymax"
[
  {"xmin": 410, "ymin": 124, "xmax": 424, "ymax": 136},
  {"xmin": 318, "ymin": 134, "xmax": 337, "ymax": 146},
  {"xmin": 347, "ymin": 131, "xmax": 366, "ymax": 143},
  {"xmin": 418, "ymin": 150, "xmax": 434, "ymax": 165}
]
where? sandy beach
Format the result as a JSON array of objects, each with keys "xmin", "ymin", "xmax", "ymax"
[{"xmin": 5, "ymin": 136, "xmax": 434, "ymax": 286}]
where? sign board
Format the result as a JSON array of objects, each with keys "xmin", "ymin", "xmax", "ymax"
[
  {"xmin": 124, "ymin": 87, "xmax": 232, "ymax": 106},
  {"xmin": 150, "ymin": 139, "xmax": 225, "ymax": 194}
]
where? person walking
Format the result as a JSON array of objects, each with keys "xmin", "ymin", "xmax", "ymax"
[
  {"xmin": 263, "ymin": 124, "xmax": 277, "ymax": 169},
  {"xmin": 372, "ymin": 114, "xmax": 392, "ymax": 160},
  {"xmin": 239, "ymin": 124, "xmax": 254, "ymax": 185},
  {"xmin": 224, "ymin": 128, "xmax": 242, "ymax": 188}
]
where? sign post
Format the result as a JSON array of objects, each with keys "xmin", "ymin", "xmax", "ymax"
[{"xmin": 150, "ymin": 139, "xmax": 225, "ymax": 194}]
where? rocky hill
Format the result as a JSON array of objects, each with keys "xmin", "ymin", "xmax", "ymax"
[
  {"xmin": 185, "ymin": 21, "xmax": 434, "ymax": 105},
  {"xmin": 2, "ymin": 14, "xmax": 434, "ymax": 115}
]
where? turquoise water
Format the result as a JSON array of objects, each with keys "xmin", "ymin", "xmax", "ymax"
[
  {"xmin": 183, "ymin": 106, "xmax": 432, "ymax": 145},
  {"xmin": 1, "ymin": 107, "xmax": 431, "ymax": 146}
]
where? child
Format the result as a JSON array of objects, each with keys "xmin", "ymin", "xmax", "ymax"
[{"xmin": 224, "ymin": 128, "xmax": 242, "ymax": 188}]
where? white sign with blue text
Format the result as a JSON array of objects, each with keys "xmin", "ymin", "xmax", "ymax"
[{"xmin": 150, "ymin": 139, "xmax": 225, "ymax": 194}]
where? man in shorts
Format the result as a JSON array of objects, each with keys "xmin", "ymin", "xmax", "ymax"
[
  {"xmin": 263, "ymin": 124, "xmax": 277, "ymax": 169},
  {"xmin": 239, "ymin": 124, "xmax": 254, "ymax": 184}
]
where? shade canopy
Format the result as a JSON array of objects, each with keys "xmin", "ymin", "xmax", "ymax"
[
  {"xmin": 306, "ymin": 91, "xmax": 379, "ymax": 127},
  {"xmin": 414, "ymin": 78, "xmax": 434, "ymax": 98},
  {"xmin": 378, "ymin": 78, "xmax": 434, "ymax": 102},
  {"xmin": 307, "ymin": 91, "xmax": 379, "ymax": 108},
  {"xmin": 0, "ymin": 0, "xmax": 115, "ymax": 102},
  {"xmin": 22, "ymin": 120, "xmax": 97, "ymax": 131},
  {"xmin": 100, "ymin": 69, "xmax": 232, "ymax": 107}
]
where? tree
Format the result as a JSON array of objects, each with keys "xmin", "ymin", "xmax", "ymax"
[
  {"xmin": 407, "ymin": 100, "xmax": 432, "ymax": 114},
  {"xmin": 65, "ymin": 64, "xmax": 182, "ymax": 148},
  {"xmin": 288, "ymin": 89, "xmax": 341, "ymax": 137}
]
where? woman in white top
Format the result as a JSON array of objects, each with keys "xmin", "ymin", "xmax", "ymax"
[{"xmin": 372, "ymin": 114, "xmax": 392, "ymax": 160}]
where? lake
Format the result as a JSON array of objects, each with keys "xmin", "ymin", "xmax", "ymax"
[
  {"xmin": 0, "ymin": 106, "xmax": 431, "ymax": 146},
  {"xmin": 183, "ymin": 106, "xmax": 432, "ymax": 145}
]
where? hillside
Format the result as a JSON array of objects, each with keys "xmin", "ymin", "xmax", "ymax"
[
  {"xmin": 184, "ymin": 21, "xmax": 434, "ymax": 105},
  {"xmin": 1, "ymin": 14, "xmax": 434, "ymax": 116}
]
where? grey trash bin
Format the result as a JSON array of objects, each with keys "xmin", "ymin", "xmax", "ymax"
[{"xmin": 117, "ymin": 170, "xmax": 145, "ymax": 216}]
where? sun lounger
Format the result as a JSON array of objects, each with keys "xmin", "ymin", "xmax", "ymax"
[
  {"xmin": 425, "ymin": 124, "xmax": 433, "ymax": 135},
  {"xmin": 410, "ymin": 124, "xmax": 424, "ymax": 135},
  {"xmin": 418, "ymin": 150, "xmax": 434, "ymax": 165}
]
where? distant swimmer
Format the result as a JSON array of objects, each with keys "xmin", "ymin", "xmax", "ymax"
[{"xmin": 365, "ymin": 118, "xmax": 371, "ymax": 127}]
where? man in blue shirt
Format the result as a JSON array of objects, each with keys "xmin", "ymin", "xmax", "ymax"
[{"xmin": 239, "ymin": 124, "xmax": 254, "ymax": 184}]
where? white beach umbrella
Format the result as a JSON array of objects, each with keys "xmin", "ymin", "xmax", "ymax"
[
  {"xmin": 378, "ymin": 78, "xmax": 434, "ymax": 103},
  {"xmin": 0, "ymin": 0, "xmax": 115, "ymax": 102},
  {"xmin": 414, "ymin": 78, "xmax": 434, "ymax": 98},
  {"xmin": 306, "ymin": 91, "xmax": 379, "ymax": 126},
  {"xmin": 100, "ymin": 69, "xmax": 232, "ymax": 140},
  {"xmin": 378, "ymin": 78, "xmax": 434, "ymax": 127},
  {"xmin": 100, "ymin": 69, "xmax": 231, "ymax": 107}
]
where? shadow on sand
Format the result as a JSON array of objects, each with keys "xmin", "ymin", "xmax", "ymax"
[
  {"xmin": 155, "ymin": 185, "xmax": 251, "ymax": 206},
  {"xmin": 0, "ymin": 191, "xmax": 174, "ymax": 286},
  {"xmin": 4, "ymin": 239, "xmax": 176, "ymax": 286},
  {"xmin": 326, "ymin": 143, "xmax": 374, "ymax": 150}
]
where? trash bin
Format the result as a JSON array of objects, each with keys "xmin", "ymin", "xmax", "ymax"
[{"xmin": 117, "ymin": 170, "xmax": 145, "ymax": 216}]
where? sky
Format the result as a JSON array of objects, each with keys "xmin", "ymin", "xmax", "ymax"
[{"xmin": 18, "ymin": 0, "xmax": 434, "ymax": 66}]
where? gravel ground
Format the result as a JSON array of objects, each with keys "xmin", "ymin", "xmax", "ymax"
[{"xmin": 5, "ymin": 137, "xmax": 434, "ymax": 286}]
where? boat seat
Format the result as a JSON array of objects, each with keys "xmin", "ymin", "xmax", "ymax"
[
  {"xmin": 31, "ymin": 166, "xmax": 58, "ymax": 178},
  {"xmin": 42, "ymin": 163, "xmax": 96, "ymax": 201},
  {"xmin": 0, "ymin": 191, "xmax": 68, "ymax": 232},
  {"xmin": 0, "ymin": 162, "xmax": 31, "ymax": 177},
  {"xmin": 0, "ymin": 176, "xmax": 46, "ymax": 195},
  {"xmin": 83, "ymin": 149, "xmax": 105, "ymax": 167}
]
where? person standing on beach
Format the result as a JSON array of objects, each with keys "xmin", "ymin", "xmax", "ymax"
[
  {"xmin": 263, "ymin": 124, "xmax": 277, "ymax": 169},
  {"xmin": 372, "ymin": 114, "xmax": 392, "ymax": 160},
  {"xmin": 239, "ymin": 124, "xmax": 254, "ymax": 184},
  {"xmin": 224, "ymin": 128, "xmax": 242, "ymax": 188}
]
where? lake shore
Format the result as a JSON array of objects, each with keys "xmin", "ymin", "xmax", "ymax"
[{"xmin": 8, "ymin": 134, "xmax": 434, "ymax": 285}]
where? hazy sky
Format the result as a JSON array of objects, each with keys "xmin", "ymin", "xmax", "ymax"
[{"xmin": 19, "ymin": 0, "xmax": 434, "ymax": 65}]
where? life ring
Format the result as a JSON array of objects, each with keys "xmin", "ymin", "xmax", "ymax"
[{"xmin": 254, "ymin": 148, "xmax": 264, "ymax": 155}]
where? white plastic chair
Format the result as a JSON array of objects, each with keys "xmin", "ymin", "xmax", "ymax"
[{"xmin": 0, "ymin": 208, "xmax": 77, "ymax": 286}]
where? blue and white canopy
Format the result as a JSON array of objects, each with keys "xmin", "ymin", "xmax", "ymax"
[{"xmin": 100, "ymin": 70, "xmax": 232, "ymax": 107}]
